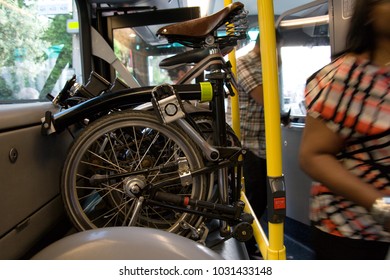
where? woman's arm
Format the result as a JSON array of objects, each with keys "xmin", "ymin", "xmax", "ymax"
[{"xmin": 298, "ymin": 115, "xmax": 384, "ymax": 210}]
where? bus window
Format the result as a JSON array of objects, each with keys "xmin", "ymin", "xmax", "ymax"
[
  {"xmin": 113, "ymin": 26, "xmax": 187, "ymax": 86},
  {"xmin": 102, "ymin": 7, "xmax": 200, "ymax": 87},
  {"xmin": 0, "ymin": 0, "xmax": 80, "ymax": 102},
  {"xmin": 280, "ymin": 45, "xmax": 330, "ymax": 117},
  {"xmin": 277, "ymin": 1, "xmax": 331, "ymax": 120}
]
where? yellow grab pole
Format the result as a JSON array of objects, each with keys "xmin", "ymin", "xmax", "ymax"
[
  {"xmin": 257, "ymin": 0, "xmax": 286, "ymax": 260},
  {"xmin": 224, "ymin": 0, "xmax": 240, "ymax": 138},
  {"xmin": 229, "ymin": 50, "xmax": 241, "ymax": 139},
  {"xmin": 224, "ymin": 0, "xmax": 268, "ymax": 256},
  {"xmin": 257, "ymin": 2, "xmax": 282, "ymax": 172},
  {"xmin": 241, "ymin": 190, "xmax": 269, "ymax": 258},
  {"xmin": 224, "ymin": 0, "xmax": 269, "ymax": 258}
]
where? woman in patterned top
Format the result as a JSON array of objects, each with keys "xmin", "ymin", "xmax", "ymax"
[{"xmin": 299, "ymin": 0, "xmax": 390, "ymax": 259}]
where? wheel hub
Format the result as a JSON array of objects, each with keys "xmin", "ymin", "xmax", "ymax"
[{"xmin": 123, "ymin": 175, "xmax": 146, "ymax": 198}]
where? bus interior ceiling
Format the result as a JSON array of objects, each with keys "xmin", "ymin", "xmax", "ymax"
[{"xmin": 91, "ymin": 0, "xmax": 323, "ymax": 16}]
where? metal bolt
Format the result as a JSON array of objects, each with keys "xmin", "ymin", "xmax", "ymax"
[{"xmin": 9, "ymin": 148, "xmax": 18, "ymax": 163}]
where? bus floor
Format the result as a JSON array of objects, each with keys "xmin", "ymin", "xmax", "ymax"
[{"xmin": 260, "ymin": 214, "xmax": 316, "ymax": 260}]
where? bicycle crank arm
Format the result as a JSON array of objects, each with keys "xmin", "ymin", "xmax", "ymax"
[{"xmin": 176, "ymin": 119, "xmax": 220, "ymax": 161}]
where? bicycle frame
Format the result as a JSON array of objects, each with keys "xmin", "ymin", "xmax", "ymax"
[{"xmin": 42, "ymin": 84, "xmax": 202, "ymax": 134}]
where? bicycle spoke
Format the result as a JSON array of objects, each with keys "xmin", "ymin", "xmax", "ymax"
[
  {"xmin": 76, "ymin": 172, "xmax": 92, "ymax": 180},
  {"xmin": 134, "ymin": 130, "xmax": 160, "ymax": 170},
  {"xmin": 106, "ymin": 132, "xmax": 123, "ymax": 173},
  {"xmin": 101, "ymin": 199, "xmax": 129, "ymax": 227},
  {"xmin": 86, "ymin": 149, "xmax": 127, "ymax": 173},
  {"xmin": 118, "ymin": 128, "xmax": 137, "ymax": 163},
  {"xmin": 89, "ymin": 198, "xmax": 130, "ymax": 226},
  {"xmin": 75, "ymin": 181, "xmax": 122, "ymax": 203},
  {"xmin": 143, "ymin": 207, "xmax": 156, "ymax": 229},
  {"xmin": 152, "ymin": 137, "xmax": 173, "ymax": 166},
  {"xmin": 140, "ymin": 205, "xmax": 176, "ymax": 227},
  {"xmin": 132, "ymin": 126, "xmax": 144, "ymax": 165},
  {"xmin": 149, "ymin": 142, "xmax": 181, "ymax": 183}
]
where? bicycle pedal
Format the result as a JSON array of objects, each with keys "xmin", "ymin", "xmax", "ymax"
[
  {"xmin": 232, "ymin": 222, "xmax": 253, "ymax": 242},
  {"xmin": 151, "ymin": 84, "xmax": 185, "ymax": 124}
]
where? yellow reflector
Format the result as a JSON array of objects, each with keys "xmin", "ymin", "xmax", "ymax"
[{"xmin": 200, "ymin": 82, "xmax": 213, "ymax": 102}]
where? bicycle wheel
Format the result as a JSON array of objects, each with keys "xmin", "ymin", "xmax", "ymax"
[{"xmin": 62, "ymin": 110, "xmax": 206, "ymax": 235}]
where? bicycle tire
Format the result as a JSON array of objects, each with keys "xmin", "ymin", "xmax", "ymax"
[{"xmin": 61, "ymin": 110, "xmax": 206, "ymax": 235}]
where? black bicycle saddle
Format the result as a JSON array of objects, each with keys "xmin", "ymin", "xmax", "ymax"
[{"xmin": 159, "ymin": 47, "xmax": 234, "ymax": 68}]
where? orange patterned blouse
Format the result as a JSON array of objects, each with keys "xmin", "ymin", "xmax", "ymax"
[{"xmin": 305, "ymin": 55, "xmax": 390, "ymax": 242}]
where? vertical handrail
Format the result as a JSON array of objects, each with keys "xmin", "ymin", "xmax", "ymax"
[
  {"xmin": 223, "ymin": 0, "xmax": 266, "ymax": 257},
  {"xmin": 224, "ymin": 0, "xmax": 283, "ymax": 260},
  {"xmin": 257, "ymin": 0, "xmax": 286, "ymax": 260}
]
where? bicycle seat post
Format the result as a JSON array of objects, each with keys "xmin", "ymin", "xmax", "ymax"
[
  {"xmin": 204, "ymin": 40, "xmax": 230, "ymax": 239},
  {"xmin": 205, "ymin": 45, "xmax": 228, "ymax": 148}
]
